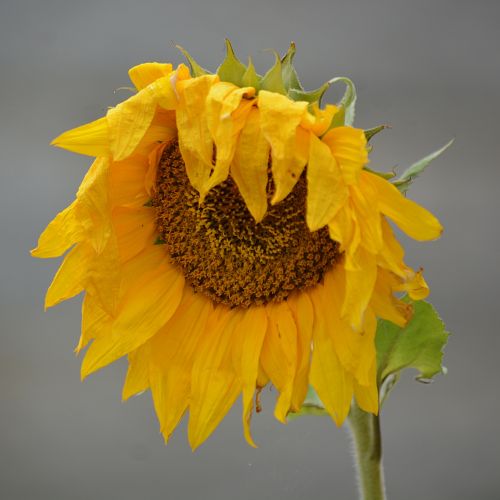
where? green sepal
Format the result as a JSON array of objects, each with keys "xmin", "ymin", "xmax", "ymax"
[
  {"xmin": 363, "ymin": 166, "xmax": 396, "ymax": 180},
  {"xmin": 364, "ymin": 125, "xmax": 390, "ymax": 142},
  {"xmin": 260, "ymin": 51, "xmax": 287, "ymax": 95},
  {"xmin": 143, "ymin": 199, "xmax": 154, "ymax": 207},
  {"xmin": 281, "ymin": 42, "xmax": 303, "ymax": 92},
  {"xmin": 393, "ymin": 138, "xmax": 454, "ymax": 194},
  {"xmin": 154, "ymin": 236, "xmax": 166, "ymax": 245},
  {"xmin": 176, "ymin": 45, "xmax": 209, "ymax": 77},
  {"xmin": 288, "ymin": 81, "xmax": 331, "ymax": 104},
  {"xmin": 376, "ymin": 297, "xmax": 449, "ymax": 392},
  {"xmin": 241, "ymin": 57, "xmax": 261, "ymax": 90},
  {"xmin": 328, "ymin": 77, "xmax": 357, "ymax": 128},
  {"xmin": 216, "ymin": 39, "xmax": 247, "ymax": 87},
  {"xmin": 288, "ymin": 386, "xmax": 328, "ymax": 419}
]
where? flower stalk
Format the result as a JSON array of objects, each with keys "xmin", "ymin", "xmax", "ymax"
[{"xmin": 348, "ymin": 401, "xmax": 387, "ymax": 500}]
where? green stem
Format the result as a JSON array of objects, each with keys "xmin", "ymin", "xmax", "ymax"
[{"xmin": 348, "ymin": 401, "xmax": 387, "ymax": 500}]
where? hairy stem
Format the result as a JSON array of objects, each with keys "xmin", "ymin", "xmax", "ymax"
[{"xmin": 348, "ymin": 402, "xmax": 387, "ymax": 500}]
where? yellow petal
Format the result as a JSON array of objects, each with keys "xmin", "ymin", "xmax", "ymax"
[
  {"xmin": 350, "ymin": 182, "xmax": 383, "ymax": 254},
  {"xmin": 260, "ymin": 302, "xmax": 298, "ymax": 423},
  {"xmin": 231, "ymin": 107, "xmax": 270, "ymax": 222},
  {"xmin": 203, "ymin": 83, "xmax": 255, "ymax": 198},
  {"xmin": 322, "ymin": 126, "xmax": 368, "ymax": 184},
  {"xmin": 258, "ymin": 91, "xmax": 308, "ymax": 203},
  {"xmin": 51, "ymin": 117, "xmax": 110, "ymax": 157},
  {"xmin": 85, "ymin": 235, "xmax": 121, "ymax": 315},
  {"xmin": 176, "ymin": 75, "xmax": 219, "ymax": 195},
  {"xmin": 45, "ymin": 242, "xmax": 93, "ymax": 309},
  {"xmin": 370, "ymin": 268, "xmax": 412, "ymax": 327},
  {"xmin": 109, "ymin": 157, "xmax": 149, "ymax": 208},
  {"xmin": 77, "ymin": 292, "xmax": 112, "ymax": 353},
  {"xmin": 107, "ymin": 85, "xmax": 160, "ymax": 161},
  {"xmin": 128, "ymin": 62, "xmax": 173, "ymax": 90},
  {"xmin": 342, "ymin": 248, "xmax": 377, "ymax": 331},
  {"xmin": 145, "ymin": 142, "xmax": 167, "ymax": 196},
  {"xmin": 306, "ymin": 133, "xmax": 347, "ymax": 231},
  {"xmin": 112, "ymin": 206, "xmax": 156, "ymax": 263},
  {"xmin": 288, "ymin": 291, "xmax": 314, "ymax": 411},
  {"xmin": 122, "ymin": 342, "xmax": 152, "ymax": 400},
  {"xmin": 81, "ymin": 262, "xmax": 184, "ymax": 378},
  {"xmin": 353, "ymin": 376, "xmax": 378, "ymax": 415},
  {"xmin": 398, "ymin": 268, "xmax": 430, "ymax": 300},
  {"xmin": 188, "ymin": 308, "xmax": 242, "ymax": 450},
  {"xmin": 309, "ymin": 283, "xmax": 354, "ymax": 426},
  {"xmin": 301, "ymin": 104, "xmax": 339, "ymax": 136},
  {"xmin": 366, "ymin": 171, "xmax": 443, "ymax": 241},
  {"xmin": 150, "ymin": 288, "xmax": 212, "ymax": 441},
  {"xmin": 234, "ymin": 306, "xmax": 268, "ymax": 448},
  {"xmin": 378, "ymin": 217, "xmax": 406, "ymax": 277},
  {"xmin": 31, "ymin": 201, "xmax": 83, "ymax": 258},
  {"xmin": 328, "ymin": 202, "xmax": 361, "ymax": 254}
]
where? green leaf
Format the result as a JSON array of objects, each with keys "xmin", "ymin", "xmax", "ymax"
[
  {"xmin": 393, "ymin": 138, "xmax": 454, "ymax": 194},
  {"xmin": 328, "ymin": 77, "xmax": 357, "ymax": 127},
  {"xmin": 281, "ymin": 42, "xmax": 303, "ymax": 92},
  {"xmin": 260, "ymin": 51, "xmax": 287, "ymax": 95},
  {"xmin": 364, "ymin": 124, "xmax": 390, "ymax": 142},
  {"xmin": 241, "ymin": 57, "xmax": 261, "ymax": 90},
  {"xmin": 292, "ymin": 298, "xmax": 449, "ymax": 418},
  {"xmin": 176, "ymin": 45, "xmax": 209, "ymax": 77},
  {"xmin": 376, "ymin": 298, "xmax": 449, "ymax": 388},
  {"xmin": 216, "ymin": 39, "xmax": 247, "ymax": 87}
]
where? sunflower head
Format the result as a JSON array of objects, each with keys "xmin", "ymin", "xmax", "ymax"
[{"xmin": 32, "ymin": 41, "xmax": 442, "ymax": 449}]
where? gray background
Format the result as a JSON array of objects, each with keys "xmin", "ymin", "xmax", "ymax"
[{"xmin": 1, "ymin": 0, "xmax": 499, "ymax": 498}]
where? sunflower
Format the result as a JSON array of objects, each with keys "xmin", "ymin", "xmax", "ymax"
[{"xmin": 32, "ymin": 42, "xmax": 442, "ymax": 449}]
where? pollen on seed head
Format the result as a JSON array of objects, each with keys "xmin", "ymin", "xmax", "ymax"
[{"xmin": 152, "ymin": 140, "xmax": 340, "ymax": 308}]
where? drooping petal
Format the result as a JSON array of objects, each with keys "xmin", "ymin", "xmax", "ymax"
[
  {"xmin": 322, "ymin": 126, "xmax": 368, "ymax": 184},
  {"xmin": 309, "ymin": 283, "xmax": 354, "ymax": 426},
  {"xmin": 122, "ymin": 342, "xmax": 152, "ymax": 400},
  {"xmin": 342, "ymin": 248, "xmax": 377, "ymax": 331},
  {"xmin": 81, "ymin": 259, "xmax": 184, "ymax": 378},
  {"xmin": 128, "ymin": 62, "xmax": 173, "ymax": 90},
  {"xmin": 107, "ymin": 87, "xmax": 160, "ymax": 161},
  {"xmin": 51, "ymin": 117, "xmax": 110, "ymax": 157},
  {"xmin": 260, "ymin": 302, "xmax": 298, "ymax": 423},
  {"xmin": 306, "ymin": 133, "xmax": 347, "ymax": 231},
  {"xmin": 203, "ymin": 83, "xmax": 255, "ymax": 198},
  {"xmin": 45, "ymin": 242, "xmax": 93, "ymax": 309},
  {"xmin": 188, "ymin": 308, "xmax": 243, "ymax": 450},
  {"xmin": 233, "ymin": 306, "xmax": 268, "ymax": 447},
  {"xmin": 109, "ymin": 157, "xmax": 149, "ymax": 208},
  {"xmin": 231, "ymin": 107, "xmax": 270, "ymax": 222},
  {"xmin": 350, "ymin": 181, "xmax": 383, "ymax": 254},
  {"xmin": 150, "ymin": 288, "xmax": 213, "ymax": 441},
  {"xmin": 288, "ymin": 291, "xmax": 314, "ymax": 411},
  {"xmin": 328, "ymin": 202, "xmax": 361, "ymax": 255},
  {"xmin": 77, "ymin": 292, "xmax": 112, "ymax": 353},
  {"xmin": 398, "ymin": 268, "xmax": 430, "ymax": 300},
  {"xmin": 31, "ymin": 201, "xmax": 83, "ymax": 258},
  {"xmin": 258, "ymin": 91, "xmax": 308, "ymax": 204},
  {"xmin": 176, "ymin": 75, "xmax": 219, "ymax": 195},
  {"xmin": 370, "ymin": 268, "xmax": 412, "ymax": 327},
  {"xmin": 301, "ymin": 104, "xmax": 339, "ymax": 136},
  {"xmin": 112, "ymin": 206, "xmax": 156, "ymax": 263},
  {"xmin": 353, "ymin": 372, "xmax": 378, "ymax": 415},
  {"xmin": 366, "ymin": 171, "xmax": 443, "ymax": 241}
]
